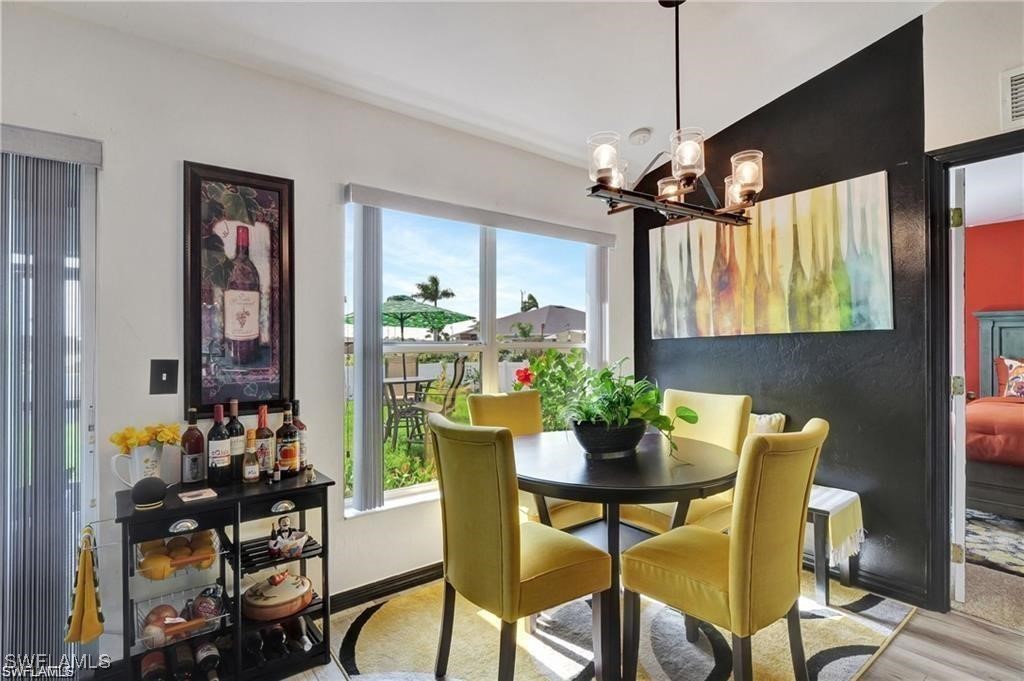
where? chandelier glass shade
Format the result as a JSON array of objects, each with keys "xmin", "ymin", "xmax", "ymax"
[{"xmin": 586, "ymin": 1, "xmax": 763, "ymax": 226}]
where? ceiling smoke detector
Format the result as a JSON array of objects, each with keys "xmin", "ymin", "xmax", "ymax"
[{"xmin": 628, "ymin": 127, "xmax": 652, "ymax": 146}]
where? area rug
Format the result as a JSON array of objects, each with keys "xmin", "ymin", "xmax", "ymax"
[
  {"xmin": 965, "ymin": 509, "xmax": 1024, "ymax": 578},
  {"xmin": 333, "ymin": 572, "xmax": 913, "ymax": 681},
  {"xmin": 952, "ymin": 563, "xmax": 1024, "ymax": 632}
]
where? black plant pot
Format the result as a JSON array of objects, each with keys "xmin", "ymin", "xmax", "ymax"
[{"xmin": 572, "ymin": 418, "xmax": 647, "ymax": 460}]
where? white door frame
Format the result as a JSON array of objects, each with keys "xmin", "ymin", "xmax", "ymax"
[{"xmin": 949, "ymin": 167, "xmax": 967, "ymax": 604}]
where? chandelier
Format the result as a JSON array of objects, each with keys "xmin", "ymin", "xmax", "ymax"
[{"xmin": 586, "ymin": 0, "xmax": 763, "ymax": 227}]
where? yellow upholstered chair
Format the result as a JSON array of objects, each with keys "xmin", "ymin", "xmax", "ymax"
[
  {"xmin": 621, "ymin": 389, "xmax": 752, "ymax": 534},
  {"xmin": 620, "ymin": 418, "xmax": 830, "ymax": 681},
  {"xmin": 427, "ymin": 414, "xmax": 613, "ymax": 681},
  {"xmin": 468, "ymin": 391, "xmax": 603, "ymax": 530}
]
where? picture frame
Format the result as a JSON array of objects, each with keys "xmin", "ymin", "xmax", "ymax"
[{"xmin": 183, "ymin": 161, "xmax": 294, "ymax": 417}]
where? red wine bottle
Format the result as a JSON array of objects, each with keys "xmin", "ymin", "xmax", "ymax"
[
  {"xmin": 207, "ymin": 404, "xmax": 232, "ymax": 487},
  {"xmin": 226, "ymin": 399, "xmax": 245, "ymax": 481},
  {"xmin": 254, "ymin": 405, "xmax": 275, "ymax": 479},
  {"xmin": 180, "ymin": 408, "xmax": 206, "ymax": 486},
  {"xmin": 275, "ymin": 404, "xmax": 301, "ymax": 478},
  {"xmin": 194, "ymin": 639, "xmax": 221, "ymax": 677},
  {"xmin": 224, "ymin": 225, "xmax": 260, "ymax": 365}
]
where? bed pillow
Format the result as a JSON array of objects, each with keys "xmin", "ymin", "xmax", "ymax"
[
  {"xmin": 996, "ymin": 356, "xmax": 1012, "ymax": 395},
  {"xmin": 1005, "ymin": 358, "xmax": 1024, "ymax": 398}
]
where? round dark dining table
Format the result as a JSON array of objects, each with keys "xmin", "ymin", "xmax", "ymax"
[{"xmin": 513, "ymin": 430, "xmax": 739, "ymax": 681}]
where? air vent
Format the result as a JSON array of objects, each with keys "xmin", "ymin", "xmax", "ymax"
[{"xmin": 1002, "ymin": 66, "xmax": 1024, "ymax": 131}]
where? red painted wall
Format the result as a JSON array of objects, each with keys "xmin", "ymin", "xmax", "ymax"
[{"xmin": 965, "ymin": 220, "xmax": 1024, "ymax": 395}]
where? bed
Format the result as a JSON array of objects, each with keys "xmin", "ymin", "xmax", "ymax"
[{"xmin": 967, "ymin": 311, "xmax": 1024, "ymax": 520}]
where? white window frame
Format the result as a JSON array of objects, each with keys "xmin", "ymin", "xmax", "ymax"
[{"xmin": 343, "ymin": 185, "xmax": 614, "ymax": 512}]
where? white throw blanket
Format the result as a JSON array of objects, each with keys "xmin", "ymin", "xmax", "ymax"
[{"xmin": 808, "ymin": 485, "xmax": 866, "ymax": 566}]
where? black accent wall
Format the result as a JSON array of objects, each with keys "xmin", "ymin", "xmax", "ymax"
[{"xmin": 634, "ymin": 20, "xmax": 933, "ymax": 605}]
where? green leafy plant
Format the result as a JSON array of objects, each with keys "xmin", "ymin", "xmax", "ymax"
[{"xmin": 514, "ymin": 350, "xmax": 697, "ymax": 446}]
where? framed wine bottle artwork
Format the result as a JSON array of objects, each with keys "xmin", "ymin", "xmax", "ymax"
[{"xmin": 184, "ymin": 162, "xmax": 294, "ymax": 417}]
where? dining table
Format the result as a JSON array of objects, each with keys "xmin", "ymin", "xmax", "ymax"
[{"xmin": 513, "ymin": 429, "xmax": 739, "ymax": 681}]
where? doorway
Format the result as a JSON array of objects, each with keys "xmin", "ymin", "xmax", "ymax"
[{"xmin": 926, "ymin": 129, "xmax": 1024, "ymax": 623}]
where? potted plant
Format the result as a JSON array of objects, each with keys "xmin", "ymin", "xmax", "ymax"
[{"xmin": 514, "ymin": 351, "xmax": 697, "ymax": 459}]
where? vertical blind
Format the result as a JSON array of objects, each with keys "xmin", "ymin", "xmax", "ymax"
[{"xmin": 1, "ymin": 153, "xmax": 83, "ymax": 660}]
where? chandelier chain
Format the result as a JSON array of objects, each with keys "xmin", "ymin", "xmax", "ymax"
[{"xmin": 675, "ymin": 5, "xmax": 681, "ymax": 131}]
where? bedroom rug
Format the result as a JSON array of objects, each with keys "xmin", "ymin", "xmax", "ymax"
[
  {"xmin": 953, "ymin": 563, "xmax": 1024, "ymax": 632},
  {"xmin": 333, "ymin": 573, "xmax": 913, "ymax": 681},
  {"xmin": 965, "ymin": 509, "xmax": 1024, "ymax": 578}
]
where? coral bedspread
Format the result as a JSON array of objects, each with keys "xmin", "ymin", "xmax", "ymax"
[{"xmin": 967, "ymin": 397, "xmax": 1024, "ymax": 466}]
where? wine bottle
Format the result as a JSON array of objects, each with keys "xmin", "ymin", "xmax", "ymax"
[
  {"xmin": 810, "ymin": 188, "xmax": 838, "ymax": 331},
  {"xmin": 275, "ymin": 404, "xmax": 300, "ymax": 477},
  {"xmin": 712, "ymin": 226, "xmax": 740, "ymax": 336},
  {"xmin": 243, "ymin": 630, "xmax": 265, "ymax": 667},
  {"xmin": 193, "ymin": 640, "xmax": 220, "ymax": 676},
  {"xmin": 741, "ymin": 223, "xmax": 756, "ymax": 334},
  {"xmin": 830, "ymin": 183, "xmax": 854, "ymax": 330},
  {"xmin": 180, "ymin": 408, "xmax": 206, "ymax": 486},
  {"xmin": 767, "ymin": 222, "xmax": 788, "ymax": 333},
  {"xmin": 224, "ymin": 225, "xmax": 261, "ymax": 366},
  {"xmin": 254, "ymin": 405, "xmax": 276, "ymax": 479},
  {"xmin": 242, "ymin": 429, "xmax": 260, "ymax": 483},
  {"xmin": 753, "ymin": 207, "xmax": 771, "ymax": 334},
  {"xmin": 849, "ymin": 201, "xmax": 872, "ymax": 330},
  {"xmin": 292, "ymin": 400, "xmax": 308, "ymax": 472},
  {"xmin": 655, "ymin": 227, "xmax": 675, "ymax": 338},
  {"xmin": 140, "ymin": 651, "xmax": 168, "ymax": 681},
  {"xmin": 710, "ymin": 224, "xmax": 727, "ymax": 335},
  {"xmin": 263, "ymin": 625, "xmax": 289, "ymax": 660},
  {"xmin": 285, "ymin": 618, "xmax": 313, "ymax": 652},
  {"xmin": 206, "ymin": 404, "xmax": 232, "ymax": 487},
  {"xmin": 694, "ymin": 229, "xmax": 712, "ymax": 337},
  {"xmin": 674, "ymin": 236, "xmax": 689, "ymax": 338},
  {"xmin": 170, "ymin": 642, "xmax": 195, "ymax": 681},
  {"xmin": 226, "ymin": 399, "xmax": 245, "ymax": 482},
  {"xmin": 787, "ymin": 195, "xmax": 812, "ymax": 332},
  {"xmin": 681, "ymin": 226, "xmax": 698, "ymax": 338}
]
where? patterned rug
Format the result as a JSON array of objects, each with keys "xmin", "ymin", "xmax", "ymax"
[
  {"xmin": 965, "ymin": 509, "xmax": 1024, "ymax": 578},
  {"xmin": 333, "ymin": 572, "xmax": 913, "ymax": 681}
]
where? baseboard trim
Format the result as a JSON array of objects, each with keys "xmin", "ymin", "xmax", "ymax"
[
  {"xmin": 801, "ymin": 553, "xmax": 928, "ymax": 608},
  {"xmin": 331, "ymin": 562, "xmax": 443, "ymax": 613}
]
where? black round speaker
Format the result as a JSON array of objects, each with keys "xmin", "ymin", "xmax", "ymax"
[{"xmin": 131, "ymin": 477, "xmax": 167, "ymax": 510}]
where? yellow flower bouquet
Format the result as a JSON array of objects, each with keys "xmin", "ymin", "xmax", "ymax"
[
  {"xmin": 109, "ymin": 423, "xmax": 182, "ymax": 454},
  {"xmin": 109, "ymin": 422, "xmax": 183, "ymax": 488}
]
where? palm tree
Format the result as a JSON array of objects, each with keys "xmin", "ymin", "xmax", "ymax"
[
  {"xmin": 413, "ymin": 275, "xmax": 455, "ymax": 340},
  {"xmin": 413, "ymin": 275, "xmax": 455, "ymax": 307},
  {"xmin": 521, "ymin": 292, "xmax": 539, "ymax": 312}
]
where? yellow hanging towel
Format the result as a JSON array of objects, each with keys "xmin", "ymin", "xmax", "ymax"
[{"xmin": 65, "ymin": 526, "xmax": 105, "ymax": 644}]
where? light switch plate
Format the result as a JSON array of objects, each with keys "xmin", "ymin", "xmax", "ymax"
[{"xmin": 149, "ymin": 359, "xmax": 178, "ymax": 395}]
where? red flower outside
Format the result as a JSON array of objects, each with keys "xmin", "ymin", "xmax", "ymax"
[{"xmin": 515, "ymin": 367, "xmax": 534, "ymax": 386}]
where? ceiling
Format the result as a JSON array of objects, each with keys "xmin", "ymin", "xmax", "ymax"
[
  {"xmin": 957, "ymin": 153, "xmax": 1024, "ymax": 226},
  {"xmin": 46, "ymin": 1, "xmax": 935, "ymax": 172}
]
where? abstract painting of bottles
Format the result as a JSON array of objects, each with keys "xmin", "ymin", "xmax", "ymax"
[{"xmin": 650, "ymin": 171, "xmax": 892, "ymax": 339}]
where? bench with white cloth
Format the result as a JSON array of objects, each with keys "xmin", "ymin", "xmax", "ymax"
[{"xmin": 806, "ymin": 485, "xmax": 865, "ymax": 605}]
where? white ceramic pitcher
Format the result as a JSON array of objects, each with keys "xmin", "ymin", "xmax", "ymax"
[{"xmin": 110, "ymin": 444, "xmax": 165, "ymax": 488}]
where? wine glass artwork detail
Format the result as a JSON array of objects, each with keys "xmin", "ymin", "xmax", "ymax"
[{"xmin": 649, "ymin": 171, "xmax": 893, "ymax": 339}]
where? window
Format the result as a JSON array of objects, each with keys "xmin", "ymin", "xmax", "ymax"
[
  {"xmin": 343, "ymin": 186, "xmax": 612, "ymax": 510},
  {"xmin": 1, "ymin": 149, "xmax": 96, "ymax": 660}
]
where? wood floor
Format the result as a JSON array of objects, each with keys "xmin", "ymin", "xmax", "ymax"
[
  {"xmin": 861, "ymin": 609, "xmax": 1023, "ymax": 681},
  {"xmin": 288, "ymin": 604, "xmax": 1024, "ymax": 681}
]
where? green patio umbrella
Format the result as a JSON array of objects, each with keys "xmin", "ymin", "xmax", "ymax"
[{"xmin": 345, "ymin": 295, "xmax": 474, "ymax": 340}]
